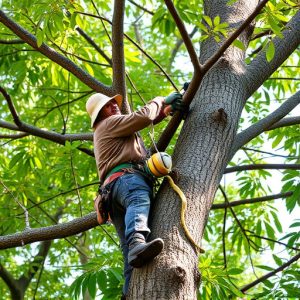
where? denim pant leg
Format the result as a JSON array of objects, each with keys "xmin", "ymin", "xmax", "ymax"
[
  {"xmin": 109, "ymin": 200, "xmax": 131, "ymax": 295},
  {"xmin": 110, "ymin": 172, "xmax": 153, "ymax": 294}
]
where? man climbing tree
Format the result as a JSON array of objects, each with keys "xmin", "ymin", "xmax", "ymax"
[{"xmin": 86, "ymin": 91, "xmax": 184, "ymax": 297}]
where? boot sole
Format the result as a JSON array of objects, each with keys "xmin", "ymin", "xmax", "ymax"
[{"xmin": 129, "ymin": 240, "xmax": 164, "ymax": 268}]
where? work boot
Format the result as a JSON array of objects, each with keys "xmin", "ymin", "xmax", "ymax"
[{"xmin": 128, "ymin": 235, "xmax": 164, "ymax": 268}]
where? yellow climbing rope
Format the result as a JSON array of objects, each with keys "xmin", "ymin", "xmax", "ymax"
[{"xmin": 166, "ymin": 175, "xmax": 205, "ymax": 254}]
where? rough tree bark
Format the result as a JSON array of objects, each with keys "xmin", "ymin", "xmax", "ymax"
[{"xmin": 130, "ymin": 1, "xmax": 258, "ymax": 298}]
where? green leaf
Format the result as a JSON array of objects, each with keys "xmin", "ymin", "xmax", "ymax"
[
  {"xmin": 286, "ymin": 183, "xmax": 300, "ymax": 212},
  {"xmin": 36, "ymin": 29, "xmax": 44, "ymax": 47},
  {"xmin": 87, "ymin": 273, "xmax": 97, "ymax": 299},
  {"xmin": 256, "ymin": 265, "xmax": 274, "ymax": 271},
  {"xmin": 272, "ymin": 254, "xmax": 282, "ymax": 266},
  {"xmin": 232, "ymin": 39, "xmax": 245, "ymax": 50},
  {"xmin": 227, "ymin": 268, "xmax": 243, "ymax": 275},
  {"xmin": 266, "ymin": 41, "xmax": 275, "ymax": 62},
  {"xmin": 203, "ymin": 15, "xmax": 213, "ymax": 27}
]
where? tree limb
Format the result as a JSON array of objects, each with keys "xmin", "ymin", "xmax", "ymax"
[
  {"xmin": 0, "ymin": 38, "xmax": 24, "ymax": 44},
  {"xmin": 211, "ymin": 191, "xmax": 293, "ymax": 209},
  {"xmin": 168, "ymin": 26, "xmax": 198, "ymax": 71},
  {"xmin": 0, "ymin": 263, "xmax": 19, "ymax": 298},
  {"xmin": 240, "ymin": 253, "xmax": 300, "ymax": 293},
  {"xmin": 164, "ymin": 0, "xmax": 202, "ymax": 74},
  {"xmin": 231, "ymin": 90, "xmax": 300, "ymax": 156},
  {"xmin": 112, "ymin": 0, "xmax": 127, "ymax": 110},
  {"xmin": 128, "ymin": 0, "xmax": 154, "ymax": 15},
  {"xmin": 0, "ymin": 133, "xmax": 29, "ymax": 139},
  {"xmin": 75, "ymin": 26, "xmax": 112, "ymax": 65},
  {"xmin": 245, "ymin": 10, "xmax": 300, "ymax": 96},
  {"xmin": 0, "ymin": 10, "xmax": 113, "ymax": 95},
  {"xmin": 267, "ymin": 116, "xmax": 300, "ymax": 130},
  {"xmin": 0, "ymin": 212, "xmax": 98, "ymax": 250},
  {"xmin": 245, "ymin": 230, "xmax": 300, "ymax": 252},
  {"xmin": 0, "ymin": 87, "xmax": 93, "ymax": 156},
  {"xmin": 224, "ymin": 163, "xmax": 300, "ymax": 174}
]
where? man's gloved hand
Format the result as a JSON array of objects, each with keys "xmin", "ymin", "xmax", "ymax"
[
  {"xmin": 164, "ymin": 91, "xmax": 187, "ymax": 113},
  {"xmin": 164, "ymin": 91, "xmax": 182, "ymax": 105}
]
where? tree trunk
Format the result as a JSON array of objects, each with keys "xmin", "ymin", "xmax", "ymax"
[{"xmin": 129, "ymin": 0, "xmax": 258, "ymax": 298}]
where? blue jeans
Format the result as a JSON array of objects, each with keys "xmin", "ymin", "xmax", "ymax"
[{"xmin": 109, "ymin": 172, "xmax": 153, "ymax": 295}]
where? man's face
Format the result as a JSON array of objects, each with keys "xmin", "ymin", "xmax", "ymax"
[{"xmin": 99, "ymin": 99, "xmax": 121, "ymax": 119}]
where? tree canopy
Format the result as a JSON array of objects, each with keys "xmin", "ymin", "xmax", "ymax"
[{"xmin": 0, "ymin": 0, "xmax": 299, "ymax": 299}]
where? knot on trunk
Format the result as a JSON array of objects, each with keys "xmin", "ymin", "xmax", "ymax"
[
  {"xmin": 172, "ymin": 265, "xmax": 186, "ymax": 284},
  {"xmin": 211, "ymin": 108, "xmax": 228, "ymax": 124}
]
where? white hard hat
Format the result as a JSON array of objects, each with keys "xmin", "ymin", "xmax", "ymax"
[{"xmin": 86, "ymin": 93, "xmax": 122, "ymax": 127}]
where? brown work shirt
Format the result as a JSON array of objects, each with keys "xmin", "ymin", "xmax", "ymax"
[{"xmin": 93, "ymin": 97, "xmax": 166, "ymax": 182}]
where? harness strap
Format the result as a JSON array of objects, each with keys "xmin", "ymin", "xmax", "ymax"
[
  {"xmin": 104, "ymin": 162, "xmax": 135, "ymax": 182},
  {"xmin": 103, "ymin": 171, "xmax": 125, "ymax": 186}
]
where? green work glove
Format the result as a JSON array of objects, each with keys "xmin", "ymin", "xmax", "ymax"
[
  {"xmin": 164, "ymin": 91, "xmax": 182, "ymax": 105},
  {"xmin": 171, "ymin": 98, "xmax": 186, "ymax": 112}
]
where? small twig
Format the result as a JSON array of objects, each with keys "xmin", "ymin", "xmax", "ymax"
[
  {"xmin": 164, "ymin": 0, "xmax": 202, "ymax": 74},
  {"xmin": 70, "ymin": 148, "xmax": 83, "ymax": 217},
  {"xmin": 0, "ymin": 180, "xmax": 30, "ymax": 230},
  {"xmin": 245, "ymin": 230, "xmax": 300, "ymax": 252},
  {"xmin": 241, "ymin": 147, "xmax": 299, "ymax": 159},
  {"xmin": 222, "ymin": 206, "xmax": 227, "ymax": 269},
  {"xmin": 240, "ymin": 253, "xmax": 300, "ymax": 293},
  {"xmin": 128, "ymin": 0, "xmax": 154, "ymax": 15},
  {"xmin": 224, "ymin": 163, "xmax": 300, "ymax": 174},
  {"xmin": 219, "ymin": 186, "xmax": 259, "ymax": 251},
  {"xmin": 211, "ymin": 191, "xmax": 293, "ymax": 209},
  {"xmin": 0, "ymin": 86, "xmax": 22, "ymax": 127}
]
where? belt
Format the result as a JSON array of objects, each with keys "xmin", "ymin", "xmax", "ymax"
[{"xmin": 103, "ymin": 171, "xmax": 125, "ymax": 186}]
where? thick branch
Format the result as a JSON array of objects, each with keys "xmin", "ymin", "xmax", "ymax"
[
  {"xmin": 0, "ymin": 119, "xmax": 93, "ymax": 142},
  {"xmin": 224, "ymin": 163, "xmax": 300, "ymax": 174},
  {"xmin": 75, "ymin": 26, "xmax": 112, "ymax": 65},
  {"xmin": 164, "ymin": 0, "xmax": 201, "ymax": 73},
  {"xmin": 0, "ymin": 88, "xmax": 93, "ymax": 156},
  {"xmin": 240, "ymin": 253, "xmax": 300, "ymax": 293},
  {"xmin": 245, "ymin": 10, "xmax": 300, "ymax": 96},
  {"xmin": 267, "ymin": 116, "xmax": 300, "ymax": 130},
  {"xmin": 0, "ymin": 212, "xmax": 98, "ymax": 250},
  {"xmin": 0, "ymin": 264, "xmax": 19, "ymax": 297},
  {"xmin": 112, "ymin": 0, "xmax": 127, "ymax": 105},
  {"xmin": 211, "ymin": 191, "xmax": 293, "ymax": 209},
  {"xmin": 231, "ymin": 90, "xmax": 300, "ymax": 156},
  {"xmin": 0, "ymin": 10, "xmax": 113, "ymax": 95},
  {"xmin": 169, "ymin": 26, "xmax": 198, "ymax": 71}
]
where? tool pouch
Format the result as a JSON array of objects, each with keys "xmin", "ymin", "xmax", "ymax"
[{"xmin": 94, "ymin": 185, "xmax": 112, "ymax": 225}]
